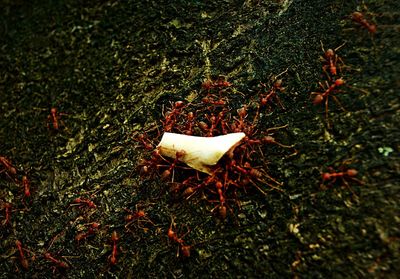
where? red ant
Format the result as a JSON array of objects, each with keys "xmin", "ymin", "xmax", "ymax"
[
  {"xmin": 232, "ymin": 161, "xmax": 283, "ymax": 193},
  {"xmin": 168, "ymin": 175, "xmax": 198, "ymax": 197},
  {"xmin": 72, "ymin": 197, "xmax": 96, "ymax": 209},
  {"xmin": 322, "ymin": 168, "xmax": 358, "ymax": 182},
  {"xmin": 205, "ymin": 113, "xmax": 219, "ymax": 137},
  {"xmin": 201, "ymin": 77, "xmax": 232, "ymax": 91},
  {"xmin": 15, "ymin": 240, "xmax": 29, "ymax": 270},
  {"xmin": 216, "ymin": 109, "xmax": 230, "ymax": 135},
  {"xmin": 162, "ymin": 101, "xmax": 186, "ymax": 132},
  {"xmin": 47, "ymin": 107, "xmax": 67, "ymax": 130},
  {"xmin": 75, "ymin": 222, "xmax": 100, "ymax": 243},
  {"xmin": 0, "ymin": 156, "xmax": 17, "ymax": 178},
  {"xmin": 133, "ymin": 133, "xmax": 154, "ymax": 150},
  {"xmin": 321, "ymin": 167, "xmax": 363, "ymax": 196},
  {"xmin": 232, "ymin": 106, "xmax": 249, "ymax": 133},
  {"xmin": 205, "ymin": 110, "xmax": 231, "ymax": 136},
  {"xmin": 137, "ymin": 149, "xmax": 162, "ymax": 177},
  {"xmin": 124, "ymin": 207, "xmax": 154, "ymax": 231},
  {"xmin": 202, "ymin": 95, "xmax": 226, "ymax": 106},
  {"xmin": 258, "ymin": 79, "xmax": 285, "ymax": 109},
  {"xmin": 1, "ymin": 202, "xmax": 12, "ymax": 226},
  {"xmin": 109, "ymin": 231, "xmax": 119, "ymax": 265},
  {"xmin": 351, "ymin": 11, "xmax": 377, "ymax": 34},
  {"xmin": 167, "ymin": 218, "xmax": 191, "ymax": 257},
  {"xmin": 22, "ymin": 176, "xmax": 31, "ymax": 199},
  {"xmin": 210, "ymin": 181, "xmax": 228, "ymax": 219},
  {"xmin": 320, "ymin": 41, "xmax": 346, "ymax": 77},
  {"xmin": 44, "ymin": 252, "xmax": 69, "ymax": 269},
  {"xmin": 159, "ymin": 150, "xmax": 186, "ymax": 181},
  {"xmin": 183, "ymin": 111, "xmax": 195, "ymax": 135},
  {"xmin": 244, "ymin": 125, "xmax": 296, "ymax": 156},
  {"xmin": 310, "ymin": 78, "xmax": 346, "ymax": 127}
]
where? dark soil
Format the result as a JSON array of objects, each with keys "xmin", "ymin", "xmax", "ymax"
[{"xmin": 1, "ymin": 0, "xmax": 399, "ymax": 278}]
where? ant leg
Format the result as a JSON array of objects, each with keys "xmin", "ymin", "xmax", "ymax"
[
  {"xmin": 331, "ymin": 95, "xmax": 346, "ymax": 112},
  {"xmin": 334, "ymin": 42, "xmax": 346, "ymax": 52},
  {"xmin": 324, "ymin": 96, "xmax": 330, "ymax": 128},
  {"xmin": 265, "ymin": 124, "xmax": 288, "ymax": 133},
  {"xmin": 341, "ymin": 178, "xmax": 358, "ymax": 199}
]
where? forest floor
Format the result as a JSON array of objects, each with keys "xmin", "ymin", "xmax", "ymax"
[{"xmin": 0, "ymin": 0, "xmax": 399, "ymax": 278}]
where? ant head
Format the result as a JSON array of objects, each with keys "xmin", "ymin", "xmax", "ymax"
[
  {"xmin": 274, "ymin": 79, "xmax": 283, "ymax": 88},
  {"xmin": 346, "ymin": 169, "xmax": 358, "ymax": 177},
  {"xmin": 335, "ymin": 78, "xmax": 345, "ymax": 86},
  {"xmin": 50, "ymin": 107, "xmax": 57, "ymax": 114},
  {"xmin": 136, "ymin": 210, "xmax": 146, "ymax": 218},
  {"xmin": 152, "ymin": 149, "xmax": 161, "ymax": 158},
  {"xmin": 237, "ymin": 106, "xmax": 247, "ymax": 117},
  {"xmin": 91, "ymin": 222, "xmax": 100, "ymax": 229},
  {"xmin": 351, "ymin": 11, "xmax": 363, "ymax": 20},
  {"xmin": 201, "ymin": 80, "xmax": 213, "ymax": 90},
  {"xmin": 325, "ymin": 49, "xmax": 335, "ymax": 58},
  {"xmin": 175, "ymin": 150, "xmax": 186, "ymax": 158},
  {"xmin": 369, "ymin": 24, "xmax": 377, "ymax": 33},
  {"xmin": 167, "ymin": 228, "xmax": 176, "ymax": 239},
  {"xmin": 322, "ymin": 173, "xmax": 331, "ymax": 181},
  {"xmin": 260, "ymin": 97, "xmax": 268, "ymax": 106},
  {"xmin": 111, "ymin": 231, "xmax": 119, "ymax": 242},
  {"xmin": 263, "ymin": 135, "xmax": 275, "ymax": 143},
  {"xmin": 174, "ymin": 101, "xmax": 185, "ymax": 109}
]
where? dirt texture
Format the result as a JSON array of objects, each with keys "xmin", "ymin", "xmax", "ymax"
[{"xmin": 0, "ymin": 0, "xmax": 399, "ymax": 278}]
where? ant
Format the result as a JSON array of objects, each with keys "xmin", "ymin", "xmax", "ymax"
[
  {"xmin": 321, "ymin": 167, "xmax": 363, "ymax": 196},
  {"xmin": 232, "ymin": 161, "xmax": 283, "ymax": 194},
  {"xmin": 75, "ymin": 222, "xmax": 100, "ymax": 243},
  {"xmin": 243, "ymin": 124, "xmax": 297, "ymax": 157},
  {"xmin": 72, "ymin": 197, "xmax": 96, "ymax": 209},
  {"xmin": 1, "ymin": 202, "xmax": 12, "ymax": 226},
  {"xmin": 47, "ymin": 107, "xmax": 67, "ymax": 130},
  {"xmin": 205, "ymin": 113, "xmax": 219, "ymax": 137},
  {"xmin": 201, "ymin": 76, "xmax": 232, "ymax": 91},
  {"xmin": 167, "ymin": 218, "xmax": 191, "ymax": 257},
  {"xmin": 258, "ymin": 79, "xmax": 285, "ymax": 109},
  {"xmin": 109, "ymin": 231, "xmax": 119, "ymax": 265},
  {"xmin": 183, "ymin": 111, "xmax": 195, "ymax": 135},
  {"xmin": 137, "ymin": 149, "xmax": 163, "ymax": 177},
  {"xmin": 202, "ymin": 95, "xmax": 227, "ymax": 106},
  {"xmin": 44, "ymin": 252, "xmax": 69, "ymax": 269},
  {"xmin": 310, "ymin": 78, "xmax": 346, "ymax": 127},
  {"xmin": 124, "ymin": 206, "xmax": 154, "ymax": 231},
  {"xmin": 22, "ymin": 176, "xmax": 31, "ymax": 199},
  {"xmin": 351, "ymin": 11, "xmax": 377, "ymax": 34},
  {"xmin": 255, "ymin": 69, "xmax": 289, "ymax": 117},
  {"xmin": 0, "ymin": 156, "xmax": 17, "ymax": 179},
  {"xmin": 162, "ymin": 101, "xmax": 186, "ymax": 132},
  {"xmin": 216, "ymin": 109, "xmax": 230, "ymax": 135},
  {"xmin": 133, "ymin": 133, "xmax": 156, "ymax": 150},
  {"xmin": 159, "ymin": 150, "xmax": 186, "ymax": 181},
  {"xmin": 209, "ymin": 180, "xmax": 228, "ymax": 219},
  {"xmin": 320, "ymin": 41, "xmax": 346, "ymax": 78},
  {"xmin": 322, "ymin": 168, "xmax": 358, "ymax": 182},
  {"xmin": 232, "ymin": 106, "xmax": 249, "ymax": 133},
  {"xmin": 15, "ymin": 240, "xmax": 29, "ymax": 270}
]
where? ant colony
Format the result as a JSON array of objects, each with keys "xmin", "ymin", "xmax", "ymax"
[{"xmin": 134, "ymin": 76, "xmax": 296, "ymax": 219}]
